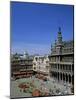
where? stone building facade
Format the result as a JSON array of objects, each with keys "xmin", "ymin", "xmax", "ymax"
[
  {"xmin": 11, "ymin": 52, "xmax": 33, "ymax": 79},
  {"xmin": 49, "ymin": 28, "xmax": 74, "ymax": 86},
  {"xmin": 33, "ymin": 55, "xmax": 49, "ymax": 76}
]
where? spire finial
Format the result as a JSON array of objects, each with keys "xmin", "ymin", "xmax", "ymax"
[
  {"xmin": 57, "ymin": 27, "xmax": 62, "ymax": 44},
  {"xmin": 59, "ymin": 27, "xmax": 61, "ymax": 32}
]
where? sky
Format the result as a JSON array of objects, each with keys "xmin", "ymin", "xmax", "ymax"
[{"xmin": 11, "ymin": 2, "xmax": 74, "ymax": 55}]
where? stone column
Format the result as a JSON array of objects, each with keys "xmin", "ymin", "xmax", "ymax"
[
  {"xmin": 71, "ymin": 64, "xmax": 72, "ymax": 73},
  {"xmin": 65, "ymin": 65, "xmax": 67, "ymax": 83},
  {"xmin": 62, "ymin": 65, "xmax": 64, "ymax": 82},
  {"xmin": 59, "ymin": 56, "xmax": 60, "ymax": 62},
  {"xmin": 61, "ymin": 65, "xmax": 63, "ymax": 83},
  {"xmin": 71, "ymin": 75, "xmax": 72, "ymax": 85},
  {"xmin": 59, "ymin": 72, "xmax": 61, "ymax": 81},
  {"xmin": 68, "ymin": 75, "xmax": 70, "ymax": 84},
  {"xmin": 57, "ymin": 64, "xmax": 58, "ymax": 81},
  {"xmin": 67, "ymin": 75, "xmax": 69, "ymax": 84},
  {"xmin": 65, "ymin": 74, "xmax": 66, "ymax": 83},
  {"xmin": 57, "ymin": 72, "xmax": 58, "ymax": 82}
]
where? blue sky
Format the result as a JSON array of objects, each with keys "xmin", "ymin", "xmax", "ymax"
[{"xmin": 11, "ymin": 2, "xmax": 74, "ymax": 55}]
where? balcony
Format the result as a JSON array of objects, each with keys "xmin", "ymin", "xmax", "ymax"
[
  {"xmin": 50, "ymin": 68, "xmax": 73, "ymax": 75},
  {"xmin": 49, "ymin": 61, "xmax": 73, "ymax": 65}
]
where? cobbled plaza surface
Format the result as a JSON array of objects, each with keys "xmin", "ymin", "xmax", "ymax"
[{"xmin": 10, "ymin": 76, "xmax": 72, "ymax": 98}]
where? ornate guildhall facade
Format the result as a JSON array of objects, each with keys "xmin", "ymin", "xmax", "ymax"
[{"xmin": 49, "ymin": 28, "xmax": 74, "ymax": 86}]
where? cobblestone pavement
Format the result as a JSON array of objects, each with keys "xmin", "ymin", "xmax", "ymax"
[{"xmin": 10, "ymin": 76, "xmax": 72, "ymax": 98}]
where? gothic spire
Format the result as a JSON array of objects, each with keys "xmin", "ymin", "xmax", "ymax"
[{"xmin": 57, "ymin": 27, "xmax": 62, "ymax": 44}]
